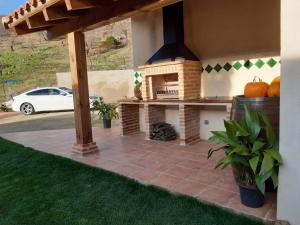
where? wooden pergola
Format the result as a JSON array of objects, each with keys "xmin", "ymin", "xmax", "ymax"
[{"xmin": 2, "ymin": 0, "xmax": 179, "ymax": 154}]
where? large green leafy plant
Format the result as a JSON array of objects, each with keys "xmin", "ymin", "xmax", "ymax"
[
  {"xmin": 208, "ymin": 105, "xmax": 283, "ymax": 194},
  {"xmin": 92, "ymin": 100, "xmax": 119, "ymax": 121}
]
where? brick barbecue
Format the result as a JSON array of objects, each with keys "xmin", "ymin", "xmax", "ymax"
[
  {"xmin": 119, "ymin": 2, "xmax": 232, "ymax": 145},
  {"xmin": 140, "ymin": 60, "xmax": 202, "ymax": 101}
]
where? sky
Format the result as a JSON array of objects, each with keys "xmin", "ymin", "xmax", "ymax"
[{"xmin": 0, "ymin": 0, "xmax": 26, "ymax": 15}]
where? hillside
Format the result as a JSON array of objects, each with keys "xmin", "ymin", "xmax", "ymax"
[
  {"xmin": 0, "ymin": 16, "xmax": 7, "ymax": 35},
  {"xmin": 0, "ymin": 17, "xmax": 133, "ymax": 103}
]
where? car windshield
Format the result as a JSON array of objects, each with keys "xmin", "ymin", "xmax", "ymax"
[{"xmin": 59, "ymin": 87, "xmax": 73, "ymax": 94}]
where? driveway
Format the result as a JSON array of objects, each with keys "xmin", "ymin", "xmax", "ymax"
[{"xmin": 0, "ymin": 111, "xmax": 103, "ymax": 133}]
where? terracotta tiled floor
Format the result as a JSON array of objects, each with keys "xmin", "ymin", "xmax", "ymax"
[{"xmin": 0, "ymin": 125, "xmax": 277, "ymax": 222}]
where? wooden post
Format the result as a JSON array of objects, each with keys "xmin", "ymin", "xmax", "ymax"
[{"xmin": 68, "ymin": 31, "xmax": 98, "ymax": 154}]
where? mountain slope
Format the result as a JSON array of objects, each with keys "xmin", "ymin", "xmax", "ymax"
[{"xmin": 0, "ymin": 19, "xmax": 133, "ymax": 103}]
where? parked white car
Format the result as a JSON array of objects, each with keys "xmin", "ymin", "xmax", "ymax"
[{"xmin": 12, "ymin": 87, "xmax": 101, "ymax": 115}]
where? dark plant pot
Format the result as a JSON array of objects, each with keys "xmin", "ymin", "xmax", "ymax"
[
  {"xmin": 266, "ymin": 178, "xmax": 277, "ymax": 193},
  {"xmin": 239, "ymin": 185, "xmax": 265, "ymax": 208},
  {"xmin": 103, "ymin": 119, "xmax": 112, "ymax": 129}
]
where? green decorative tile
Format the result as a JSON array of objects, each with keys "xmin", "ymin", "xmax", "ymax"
[
  {"xmin": 201, "ymin": 67, "xmax": 204, "ymax": 72},
  {"xmin": 223, "ymin": 63, "xmax": 232, "ymax": 72},
  {"xmin": 255, "ymin": 59, "xmax": 265, "ymax": 69},
  {"xmin": 134, "ymin": 72, "xmax": 140, "ymax": 78},
  {"xmin": 134, "ymin": 71, "xmax": 142, "ymax": 85},
  {"xmin": 205, "ymin": 65, "xmax": 213, "ymax": 73},
  {"xmin": 233, "ymin": 61, "xmax": 242, "ymax": 70},
  {"xmin": 267, "ymin": 58, "xmax": 277, "ymax": 68},
  {"xmin": 244, "ymin": 60, "xmax": 253, "ymax": 70},
  {"xmin": 214, "ymin": 64, "xmax": 222, "ymax": 72}
]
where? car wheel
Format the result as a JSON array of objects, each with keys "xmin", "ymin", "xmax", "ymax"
[{"xmin": 20, "ymin": 103, "xmax": 35, "ymax": 115}]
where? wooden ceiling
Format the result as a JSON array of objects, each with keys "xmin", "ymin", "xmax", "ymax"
[{"xmin": 2, "ymin": 0, "xmax": 180, "ymax": 40}]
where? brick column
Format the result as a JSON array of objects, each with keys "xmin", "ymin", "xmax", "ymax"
[
  {"xmin": 141, "ymin": 76, "xmax": 150, "ymax": 101},
  {"xmin": 119, "ymin": 104, "xmax": 140, "ymax": 136},
  {"xmin": 144, "ymin": 104, "xmax": 165, "ymax": 140},
  {"xmin": 178, "ymin": 62, "xmax": 202, "ymax": 100},
  {"xmin": 179, "ymin": 105, "xmax": 200, "ymax": 145}
]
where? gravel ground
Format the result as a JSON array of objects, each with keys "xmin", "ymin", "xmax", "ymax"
[{"xmin": 0, "ymin": 111, "xmax": 104, "ymax": 133}]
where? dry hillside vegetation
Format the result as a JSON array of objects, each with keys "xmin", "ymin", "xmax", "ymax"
[{"xmin": 0, "ymin": 17, "xmax": 133, "ymax": 103}]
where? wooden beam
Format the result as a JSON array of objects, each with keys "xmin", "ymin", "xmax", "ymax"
[
  {"xmin": 47, "ymin": 0, "xmax": 179, "ymax": 40},
  {"xmin": 13, "ymin": 22, "xmax": 47, "ymax": 35},
  {"xmin": 26, "ymin": 15, "xmax": 59, "ymax": 29},
  {"xmin": 8, "ymin": 0, "xmax": 62, "ymax": 28},
  {"xmin": 68, "ymin": 31, "xmax": 98, "ymax": 154},
  {"xmin": 43, "ymin": 7, "xmax": 77, "ymax": 21},
  {"xmin": 65, "ymin": 0, "xmax": 99, "ymax": 10},
  {"xmin": 65, "ymin": 0, "xmax": 117, "ymax": 10}
]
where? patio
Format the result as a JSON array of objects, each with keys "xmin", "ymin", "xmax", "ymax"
[{"xmin": 0, "ymin": 124, "xmax": 276, "ymax": 222}]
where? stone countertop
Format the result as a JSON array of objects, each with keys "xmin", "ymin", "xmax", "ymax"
[{"xmin": 118, "ymin": 97, "xmax": 233, "ymax": 105}]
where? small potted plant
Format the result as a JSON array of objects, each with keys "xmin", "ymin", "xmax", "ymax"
[
  {"xmin": 92, "ymin": 100, "xmax": 119, "ymax": 129},
  {"xmin": 208, "ymin": 105, "xmax": 283, "ymax": 208},
  {"xmin": 0, "ymin": 103, "xmax": 12, "ymax": 112}
]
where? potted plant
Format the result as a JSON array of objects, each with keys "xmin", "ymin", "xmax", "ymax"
[
  {"xmin": 208, "ymin": 105, "xmax": 283, "ymax": 208},
  {"xmin": 0, "ymin": 103, "xmax": 11, "ymax": 112},
  {"xmin": 92, "ymin": 100, "xmax": 119, "ymax": 129}
]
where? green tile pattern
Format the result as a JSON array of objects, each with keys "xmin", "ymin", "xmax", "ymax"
[
  {"xmin": 205, "ymin": 65, "xmax": 213, "ymax": 73},
  {"xmin": 201, "ymin": 57, "xmax": 280, "ymax": 74},
  {"xmin": 244, "ymin": 60, "xmax": 253, "ymax": 70},
  {"xmin": 214, "ymin": 64, "xmax": 222, "ymax": 72},
  {"xmin": 233, "ymin": 61, "xmax": 242, "ymax": 71},
  {"xmin": 134, "ymin": 57, "xmax": 280, "ymax": 84},
  {"xmin": 134, "ymin": 71, "xmax": 142, "ymax": 85},
  {"xmin": 255, "ymin": 59, "xmax": 265, "ymax": 69},
  {"xmin": 267, "ymin": 58, "xmax": 277, "ymax": 68},
  {"xmin": 223, "ymin": 63, "xmax": 232, "ymax": 72}
]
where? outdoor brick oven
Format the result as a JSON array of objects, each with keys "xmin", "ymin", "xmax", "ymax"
[
  {"xmin": 140, "ymin": 2, "xmax": 201, "ymax": 101},
  {"xmin": 119, "ymin": 2, "xmax": 231, "ymax": 145},
  {"xmin": 140, "ymin": 60, "xmax": 202, "ymax": 101}
]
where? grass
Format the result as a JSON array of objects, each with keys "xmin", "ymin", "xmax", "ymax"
[
  {"xmin": 0, "ymin": 138, "xmax": 265, "ymax": 225},
  {"xmin": 0, "ymin": 42, "xmax": 69, "ymax": 103}
]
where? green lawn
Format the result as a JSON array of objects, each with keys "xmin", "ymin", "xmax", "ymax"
[{"xmin": 0, "ymin": 138, "xmax": 264, "ymax": 225}]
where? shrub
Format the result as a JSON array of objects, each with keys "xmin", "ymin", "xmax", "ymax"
[
  {"xmin": 103, "ymin": 36, "xmax": 119, "ymax": 50},
  {"xmin": 208, "ymin": 105, "xmax": 283, "ymax": 194}
]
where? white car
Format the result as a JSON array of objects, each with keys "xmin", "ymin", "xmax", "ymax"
[{"xmin": 12, "ymin": 87, "xmax": 100, "ymax": 115}]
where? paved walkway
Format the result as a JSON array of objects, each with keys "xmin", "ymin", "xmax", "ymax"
[{"xmin": 0, "ymin": 126, "xmax": 276, "ymax": 222}]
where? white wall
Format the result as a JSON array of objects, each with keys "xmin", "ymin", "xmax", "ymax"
[
  {"xmin": 138, "ymin": 106, "xmax": 180, "ymax": 134},
  {"xmin": 199, "ymin": 110, "xmax": 227, "ymax": 140},
  {"xmin": 165, "ymin": 108, "xmax": 180, "ymax": 134},
  {"xmin": 184, "ymin": 0, "xmax": 280, "ymax": 59},
  {"xmin": 131, "ymin": 9, "xmax": 164, "ymax": 68},
  {"xmin": 56, "ymin": 70, "xmax": 135, "ymax": 103},
  {"xmin": 202, "ymin": 56, "xmax": 281, "ymax": 97},
  {"xmin": 138, "ymin": 106, "xmax": 227, "ymax": 140},
  {"xmin": 277, "ymin": 1, "xmax": 300, "ymax": 224}
]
